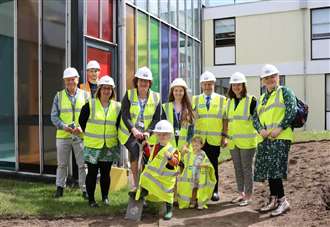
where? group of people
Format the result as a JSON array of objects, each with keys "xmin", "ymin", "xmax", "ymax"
[{"xmin": 51, "ymin": 60, "xmax": 297, "ymax": 220}]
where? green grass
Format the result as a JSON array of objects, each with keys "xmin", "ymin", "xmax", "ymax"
[
  {"xmin": 219, "ymin": 130, "xmax": 330, "ymax": 163},
  {"xmin": 0, "ymin": 178, "xmax": 129, "ymax": 218}
]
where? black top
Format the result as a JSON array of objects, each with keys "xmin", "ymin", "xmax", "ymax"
[
  {"xmin": 233, "ymin": 96, "xmax": 257, "ymax": 115},
  {"xmin": 79, "ymin": 101, "xmax": 121, "ymax": 132},
  {"xmin": 89, "ymin": 82, "xmax": 98, "ymax": 98},
  {"xmin": 121, "ymin": 90, "xmax": 161, "ymax": 133}
]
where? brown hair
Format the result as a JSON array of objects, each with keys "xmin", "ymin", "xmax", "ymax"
[
  {"xmin": 168, "ymin": 86, "xmax": 195, "ymax": 126},
  {"xmin": 133, "ymin": 77, "xmax": 153, "ymax": 88},
  {"xmin": 95, "ymin": 85, "xmax": 116, "ymax": 101},
  {"xmin": 227, "ymin": 83, "xmax": 247, "ymax": 99}
]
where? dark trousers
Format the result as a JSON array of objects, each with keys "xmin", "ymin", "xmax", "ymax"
[
  {"xmin": 203, "ymin": 141, "xmax": 220, "ymax": 193},
  {"xmin": 86, "ymin": 161, "xmax": 112, "ymax": 203},
  {"xmin": 269, "ymin": 178, "xmax": 284, "ymax": 199}
]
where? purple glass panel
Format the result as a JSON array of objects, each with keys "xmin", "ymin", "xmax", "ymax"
[
  {"xmin": 170, "ymin": 29, "xmax": 178, "ymax": 82},
  {"xmin": 161, "ymin": 24, "xmax": 169, "ymax": 101}
]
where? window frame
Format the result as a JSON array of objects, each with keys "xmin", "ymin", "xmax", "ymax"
[
  {"xmin": 310, "ymin": 7, "xmax": 330, "ymax": 61},
  {"xmin": 213, "ymin": 17, "xmax": 236, "ymax": 66}
]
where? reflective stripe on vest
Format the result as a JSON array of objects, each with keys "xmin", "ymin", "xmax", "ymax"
[
  {"xmin": 226, "ymin": 95, "xmax": 257, "ymax": 149},
  {"xmin": 257, "ymin": 87, "xmax": 293, "ymax": 142},
  {"xmin": 84, "ymin": 98, "xmax": 120, "ymax": 149},
  {"xmin": 56, "ymin": 89, "xmax": 87, "ymax": 139},
  {"xmin": 118, "ymin": 89, "xmax": 160, "ymax": 145},
  {"xmin": 193, "ymin": 94, "xmax": 226, "ymax": 146},
  {"xmin": 163, "ymin": 102, "xmax": 189, "ymax": 149}
]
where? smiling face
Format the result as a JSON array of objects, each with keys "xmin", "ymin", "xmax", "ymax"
[
  {"xmin": 172, "ymin": 86, "xmax": 185, "ymax": 102},
  {"xmin": 87, "ymin": 68, "xmax": 100, "ymax": 84},
  {"xmin": 262, "ymin": 74, "xmax": 279, "ymax": 91},
  {"xmin": 100, "ymin": 85, "xmax": 113, "ymax": 100},
  {"xmin": 156, "ymin": 132, "xmax": 171, "ymax": 146},
  {"xmin": 137, "ymin": 78, "xmax": 151, "ymax": 94},
  {"xmin": 64, "ymin": 76, "xmax": 79, "ymax": 92},
  {"xmin": 231, "ymin": 83, "xmax": 244, "ymax": 97},
  {"xmin": 201, "ymin": 81, "xmax": 215, "ymax": 96},
  {"xmin": 192, "ymin": 138, "xmax": 203, "ymax": 153}
]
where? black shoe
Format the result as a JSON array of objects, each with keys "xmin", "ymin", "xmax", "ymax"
[
  {"xmin": 211, "ymin": 192, "xmax": 220, "ymax": 201},
  {"xmin": 53, "ymin": 186, "xmax": 63, "ymax": 198},
  {"xmin": 102, "ymin": 198, "xmax": 110, "ymax": 206},
  {"xmin": 82, "ymin": 191, "xmax": 88, "ymax": 200},
  {"xmin": 128, "ymin": 191, "xmax": 136, "ymax": 199},
  {"xmin": 89, "ymin": 201, "xmax": 99, "ymax": 208}
]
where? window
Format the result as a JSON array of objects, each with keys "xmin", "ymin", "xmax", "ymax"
[
  {"xmin": 260, "ymin": 75, "xmax": 286, "ymax": 95},
  {"xmin": 326, "ymin": 74, "xmax": 330, "ymax": 130},
  {"xmin": 214, "ymin": 18, "xmax": 236, "ymax": 65},
  {"xmin": 215, "ymin": 78, "xmax": 230, "ymax": 96},
  {"xmin": 311, "ymin": 7, "xmax": 330, "ymax": 60}
]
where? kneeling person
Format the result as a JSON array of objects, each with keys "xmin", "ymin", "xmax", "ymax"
[
  {"xmin": 177, "ymin": 136, "xmax": 216, "ymax": 209},
  {"xmin": 135, "ymin": 120, "xmax": 180, "ymax": 220}
]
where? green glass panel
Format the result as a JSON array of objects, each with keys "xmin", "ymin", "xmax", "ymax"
[
  {"xmin": 150, "ymin": 18, "xmax": 159, "ymax": 92},
  {"xmin": 137, "ymin": 12, "xmax": 148, "ymax": 68}
]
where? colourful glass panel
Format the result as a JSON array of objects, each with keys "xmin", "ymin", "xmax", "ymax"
[
  {"xmin": 150, "ymin": 18, "xmax": 159, "ymax": 92},
  {"xmin": 170, "ymin": 29, "xmax": 178, "ymax": 82},
  {"xmin": 137, "ymin": 11, "xmax": 148, "ymax": 68},
  {"xmin": 87, "ymin": 0, "xmax": 100, "ymax": 38},
  {"xmin": 126, "ymin": 6, "xmax": 135, "ymax": 89},
  {"xmin": 161, "ymin": 24, "xmax": 170, "ymax": 101},
  {"xmin": 101, "ymin": 0, "xmax": 113, "ymax": 42},
  {"xmin": 87, "ymin": 47, "xmax": 112, "ymax": 77}
]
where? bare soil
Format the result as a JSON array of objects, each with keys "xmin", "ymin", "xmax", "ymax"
[{"xmin": 1, "ymin": 141, "xmax": 329, "ymax": 227}]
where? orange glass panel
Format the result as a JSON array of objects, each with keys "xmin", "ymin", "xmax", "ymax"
[
  {"xmin": 87, "ymin": 47, "xmax": 112, "ymax": 77},
  {"xmin": 101, "ymin": 0, "xmax": 113, "ymax": 42},
  {"xmin": 87, "ymin": 0, "xmax": 100, "ymax": 37},
  {"xmin": 126, "ymin": 6, "xmax": 135, "ymax": 89}
]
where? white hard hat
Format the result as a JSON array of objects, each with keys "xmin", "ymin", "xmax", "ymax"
[
  {"xmin": 86, "ymin": 60, "xmax": 100, "ymax": 70},
  {"xmin": 153, "ymin": 120, "xmax": 174, "ymax": 133},
  {"xmin": 97, "ymin": 75, "xmax": 115, "ymax": 88},
  {"xmin": 63, "ymin": 67, "xmax": 79, "ymax": 79},
  {"xmin": 170, "ymin": 78, "xmax": 188, "ymax": 89},
  {"xmin": 135, "ymin": 66, "xmax": 153, "ymax": 81},
  {"xmin": 229, "ymin": 72, "xmax": 247, "ymax": 84},
  {"xmin": 260, "ymin": 64, "xmax": 279, "ymax": 78},
  {"xmin": 200, "ymin": 71, "xmax": 216, "ymax": 83}
]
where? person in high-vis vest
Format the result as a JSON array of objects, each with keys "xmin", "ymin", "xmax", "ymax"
[
  {"xmin": 135, "ymin": 120, "xmax": 180, "ymax": 220},
  {"xmin": 50, "ymin": 67, "xmax": 89, "ymax": 198},
  {"xmin": 222, "ymin": 72, "xmax": 257, "ymax": 206},
  {"xmin": 161, "ymin": 78, "xmax": 195, "ymax": 150},
  {"xmin": 192, "ymin": 71, "xmax": 227, "ymax": 201},
  {"xmin": 119, "ymin": 67, "xmax": 161, "ymax": 193},
  {"xmin": 79, "ymin": 76, "xmax": 121, "ymax": 208},
  {"xmin": 80, "ymin": 60, "xmax": 100, "ymax": 98},
  {"xmin": 177, "ymin": 135, "xmax": 216, "ymax": 210},
  {"xmin": 253, "ymin": 64, "xmax": 297, "ymax": 216}
]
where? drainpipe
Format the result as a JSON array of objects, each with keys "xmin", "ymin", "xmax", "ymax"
[
  {"xmin": 117, "ymin": 0, "xmax": 129, "ymax": 168},
  {"xmin": 301, "ymin": 0, "xmax": 308, "ymax": 130}
]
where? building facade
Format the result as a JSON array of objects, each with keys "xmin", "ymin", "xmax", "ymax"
[
  {"xmin": 0, "ymin": 0, "xmax": 201, "ymax": 175},
  {"xmin": 203, "ymin": 0, "xmax": 330, "ymax": 131}
]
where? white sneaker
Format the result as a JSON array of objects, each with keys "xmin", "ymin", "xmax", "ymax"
[
  {"xmin": 239, "ymin": 199, "xmax": 251, "ymax": 206},
  {"xmin": 259, "ymin": 196, "xmax": 278, "ymax": 212},
  {"xmin": 271, "ymin": 197, "xmax": 290, "ymax": 216}
]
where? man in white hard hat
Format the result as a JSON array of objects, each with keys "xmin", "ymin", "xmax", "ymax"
[
  {"xmin": 192, "ymin": 71, "xmax": 227, "ymax": 201},
  {"xmin": 118, "ymin": 66, "xmax": 161, "ymax": 194},
  {"xmin": 80, "ymin": 60, "xmax": 101, "ymax": 98},
  {"xmin": 51, "ymin": 67, "xmax": 89, "ymax": 199}
]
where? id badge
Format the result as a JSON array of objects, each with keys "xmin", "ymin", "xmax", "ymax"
[
  {"xmin": 175, "ymin": 129, "xmax": 180, "ymax": 137},
  {"xmin": 137, "ymin": 121, "xmax": 144, "ymax": 129}
]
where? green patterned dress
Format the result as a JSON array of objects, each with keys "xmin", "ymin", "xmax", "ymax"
[{"xmin": 253, "ymin": 86, "xmax": 297, "ymax": 182}]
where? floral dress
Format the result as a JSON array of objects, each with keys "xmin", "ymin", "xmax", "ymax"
[{"xmin": 253, "ymin": 86, "xmax": 297, "ymax": 182}]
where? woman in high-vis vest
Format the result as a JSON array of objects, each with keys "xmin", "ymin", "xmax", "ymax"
[
  {"xmin": 253, "ymin": 64, "xmax": 297, "ymax": 216},
  {"xmin": 118, "ymin": 67, "xmax": 161, "ymax": 193},
  {"xmin": 51, "ymin": 67, "xmax": 88, "ymax": 199},
  {"xmin": 161, "ymin": 78, "xmax": 194, "ymax": 150},
  {"xmin": 192, "ymin": 71, "xmax": 227, "ymax": 201},
  {"xmin": 135, "ymin": 120, "xmax": 180, "ymax": 220},
  {"xmin": 222, "ymin": 72, "xmax": 257, "ymax": 206},
  {"xmin": 79, "ymin": 76, "xmax": 121, "ymax": 208}
]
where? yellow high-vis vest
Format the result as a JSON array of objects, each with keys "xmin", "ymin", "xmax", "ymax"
[
  {"xmin": 84, "ymin": 98, "xmax": 121, "ymax": 149},
  {"xmin": 177, "ymin": 148, "xmax": 216, "ymax": 209},
  {"xmin": 257, "ymin": 86, "xmax": 293, "ymax": 142},
  {"xmin": 135, "ymin": 143, "xmax": 180, "ymax": 203},
  {"xmin": 118, "ymin": 89, "xmax": 160, "ymax": 145},
  {"xmin": 162, "ymin": 102, "xmax": 189, "ymax": 150},
  {"xmin": 192, "ymin": 93, "xmax": 227, "ymax": 146},
  {"xmin": 226, "ymin": 95, "xmax": 257, "ymax": 150},
  {"xmin": 56, "ymin": 89, "xmax": 88, "ymax": 139}
]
